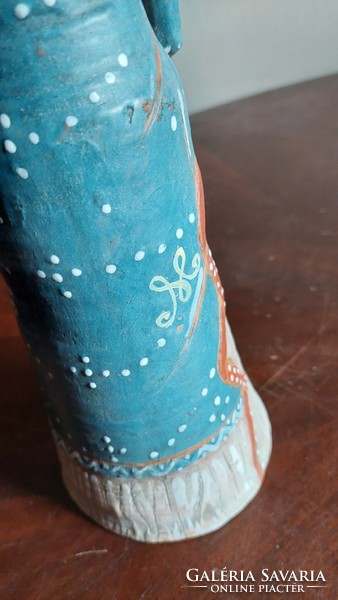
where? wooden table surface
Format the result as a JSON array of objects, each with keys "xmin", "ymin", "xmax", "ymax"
[{"xmin": 1, "ymin": 75, "xmax": 337, "ymax": 600}]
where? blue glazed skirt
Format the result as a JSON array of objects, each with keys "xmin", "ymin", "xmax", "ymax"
[{"xmin": 0, "ymin": 0, "xmax": 264, "ymax": 483}]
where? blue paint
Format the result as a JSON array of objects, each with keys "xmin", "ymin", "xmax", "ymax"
[{"xmin": 0, "ymin": 0, "xmax": 242, "ymax": 477}]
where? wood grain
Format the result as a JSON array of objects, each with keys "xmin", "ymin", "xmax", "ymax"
[{"xmin": 1, "ymin": 74, "xmax": 337, "ymax": 599}]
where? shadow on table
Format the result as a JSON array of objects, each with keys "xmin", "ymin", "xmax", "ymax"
[{"xmin": 0, "ymin": 335, "xmax": 80, "ymax": 515}]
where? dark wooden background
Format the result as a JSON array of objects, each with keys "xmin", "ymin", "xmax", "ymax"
[{"xmin": 1, "ymin": 75, "xmax": 337, "ymax": 600}]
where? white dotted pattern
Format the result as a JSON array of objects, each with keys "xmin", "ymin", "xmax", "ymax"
[
  {"xmin": 105, "ymin": 264, "xmax": 116, "ymax": 274},
  {"xmin": 14, "ymin": 4, "xmax": 30, "ymax": 19},
  {"xmin": 4, "ymin": 140, "xmax": 17, "ymax": 153},
  {"xmin": 16, "ymin": 167, "xmax": 28, "ymax": 179},
  {"xmin": 66, "ymin": 116, "xmax": 78, "ymax": 128},
  {"xmin": 134, "ymin": 250, "xmax": 145, "ymax": 262},
  {"xmin": 28, "ymin": 132, "xmax": 40, "ymax": 144},
  {"xmin": 0, "ymin": 114, "xmax": 11, "ymax": 129},
  {"xmin": 105, "ymin": 72, "xmax": 116, "ymax": 84},
  {"xmin": 89, "ymin": 91, "xmax": 100, "ymax": 104},
  {"xmin": 171, "ymin": 115, "xmax": 177, "ymax": 132},
  {"xmin": 118, "ymin": 53, "xmax": 128, "ymax": 67}
]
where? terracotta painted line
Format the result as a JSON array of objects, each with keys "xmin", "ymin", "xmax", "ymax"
[
  {"xmin": 54, "ymin": 406, "xmax": 242, "ymax": 470},
  {"xmin": 143, "ymin": 37, "xmax": 163, "ymax": 135},
  {"xmin": 243, "ymin": 387, "xmax": 264, "ymax": 482}
]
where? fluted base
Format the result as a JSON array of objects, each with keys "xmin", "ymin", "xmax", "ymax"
[{"xmin": 55, "ymin": 377, "xmax": 271, "ymax": 543}]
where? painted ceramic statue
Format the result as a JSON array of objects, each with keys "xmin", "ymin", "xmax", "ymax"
[{"xmin": 0, "ymin": 0, "xmax": 272, "ymax": 542}]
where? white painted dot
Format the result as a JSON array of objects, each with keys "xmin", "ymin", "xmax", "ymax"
[
  {"xmin": 178, "ymin": 424, "xmax": 187, "ymax": 433},
  {"xmin": 221, "ymin": 414, "xmax": 225, "ymax": 421},
  {"xmin": 37, "ymin": 270, "xmax": 46, "ymax": 279},
  {"xmin": 139, "ymin": 357, "xmax": 148, "ymax": 367},
  {"xmin": 71, "ymin": 268, "xmax": 82, "ymax": 277},
  {"xmin": 150, "ymin": 451, "xmax": 159, "ymax": 459},
  {"xmin": 158, "ymin": 244, "xmax": 167, "ymax": 254},
  {"xmin": 225, "ymin": 396, "xmax": 230, "ymax": 404},
  {"xmin": 4, "ymin": 139, "xmax": 17, "ymax": 154},
  {"xmin": 70, "ymin": 366, "xmax": 77, "ymax": 374},
  {"xmin": 52, "ymin": 273, "xmax": 63, "ymax": 283},
  {"xmin": 201, "ymin": 387, "xmax": 208, "ymax": 396},
  {"xmin": 209, "ymin": 368, "xmax": 216, "ymax": 379},
  {"xmin": 209, "ymin": 414, "xmax": 216, "ymax": 423},
  {"xmin": 168, "ymin": 438, "xmax": 175, "ymax": 447},
  {"xmin": 50, "ymin": 255, "xmax": 60, "ymax": 265},
  {"xmin": 89, "ymin": 91, "xmax": 100, "ymax": 104},
  {"xmin": 103, "ymin": 435, "xmax": 111, "ymax": 443},
  {"xmin": 0, "ymin": 217, "xmax": 3, "ymax": 225},
  {"xmin": 0, "ymin": 114, "xmax": 11, "ymax": 129},
  {"xmin": 16, "ymin": 167, "xmax": 29, "ymax": 179},
  {"xmin": 102, "ymin": 370, "xmax": 110, "ymax": 377},
  {"xmin": 226, "ymin": 418, "xmax": 231, "ymax": 425},
  {"xmin": 101, "ymin": 204, "xmax": 111, "ymax": 214},
  {"xmin": 14, "ymin": 4, "xmax": 30, "ymax": 19},
  {"xmin": 89, "ymin": 382, "xmax": 97, "ymax": 389},
  {"xmin": 221, "ymin": 289, "xmax": 224, "ymax": 295},
  {"xmin": 214, "ymin": 395, "xmax": 221, "ymax": 406},
  {"xmin": 28, "ymin": 132, "xmax": 40, "ymax": 144},
  {"xmin": 165, "ymin": 45, "xmax": 171, "ymax": 54},
  {"xmin": 65, "ymin": 115, "xmax": 78, "ymax": 128},
  {"xmin": 63, "ymin": 291, "xmax": 72, "ymax": 298},
  {"xmin": 105, "ymin": 72, "xmax": 116, "ymax": 84},
  {"xmin": 176, "ymin": 228, "xmax": 183, "ymax": 239},
  {"xmin": 227, "ymin": 364, "xmax": 232, "ymax": 372},
  {"xmin": 230, "ymin": 374, "xmax": 234, "ymax": 382},
  {"xmin": 209, "ymin": 262, "xmax": 213, "ymax": 270},
  {"xmin": 189, "ymin": 213, "xmax": 195, "ymax": 224},
  {"xmin": 118, "ymin": 53, "xmax": 128, "ymax": 67},
  {"xmin": 107, "ymin": 445, "xmax": 114, "ymax": 453},
  {"xmin": 171, "ymin": 115, "xmax": 177, "ymax": 132},
  {"xmin": 121, "ymin": 369, "xmax": 130, "ymax": 377},
  {"xmin": 120, "ymin": 448, "xmax": 127, "ymax": 455},
  {"xmin": 112, "ymin": 456, "xmax": 119, "ymax": 463},
  {"xmin": 157, "ymin": 338, "xmax": 166, "ymax": 348},
  {"xmin": 105, "ymin": 264, "xmax": 117, "ymax": 274},
  {"xmin": 82, "ymin": 357, "xmax": 90, "ymax": 364},
  {"xmin": 84, "ymin": 368, "xmax": 93, "ymax": 376},
  {"xmin": 43, "ymin": 0, "xmax": 56, "ymax": 6},
  {"xmin": 134, "ymin": 250, "xmax": 145, "ymax": 262}
]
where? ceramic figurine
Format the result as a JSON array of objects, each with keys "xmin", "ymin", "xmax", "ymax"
[{"xmin": 0, "ymin": 0, "xmax": 272, "ymax": 542}]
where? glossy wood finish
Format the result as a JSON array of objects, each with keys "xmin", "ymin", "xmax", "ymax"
[{"xmin": 1, "ymin": 75, "xmax": 337, "ymax": 599}]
